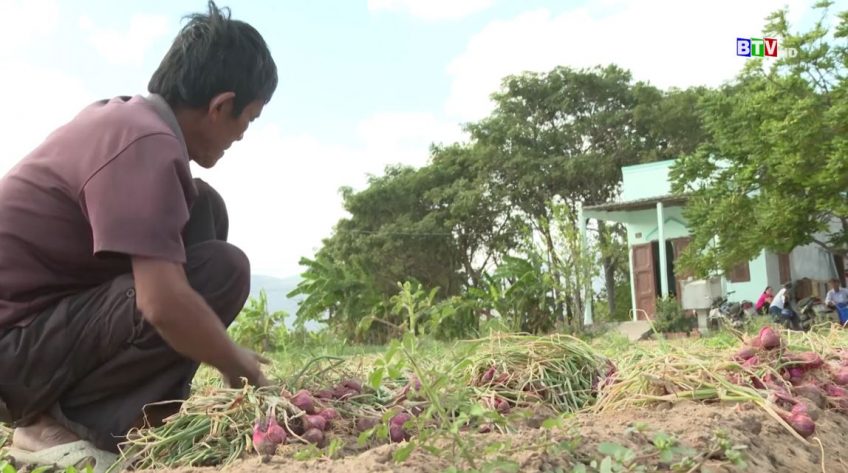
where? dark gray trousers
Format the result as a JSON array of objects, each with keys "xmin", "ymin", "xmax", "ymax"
[{"xmin": 0, "ymin": 179, "xmax": 249, "ymax": 451}]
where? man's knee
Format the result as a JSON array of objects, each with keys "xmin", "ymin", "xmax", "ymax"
[
  {"xmin": 185, "ymin": 241, "xmax": 250, "ymax": 326},
  {"xmin": 185, "ymin": 178, "xmax": 229, "ymax": 243}
]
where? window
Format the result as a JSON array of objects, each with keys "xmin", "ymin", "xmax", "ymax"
[{"xmin": 729, "ymin": 262, "xmax": 751, "ymax": 283}]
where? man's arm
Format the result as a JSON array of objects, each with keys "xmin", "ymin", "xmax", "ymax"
[{"xmin": 131, "ymin": 256, "xmax": 267, "ymax": 387}]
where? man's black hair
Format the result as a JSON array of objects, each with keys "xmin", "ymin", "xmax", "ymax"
[{"xmin": 148, "ymin": 1, "xmax": 278, "ymax": 116}]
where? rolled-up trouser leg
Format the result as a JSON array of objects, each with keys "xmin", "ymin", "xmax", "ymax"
[{"xmin": 0, "ymin": 241, "xmax": 250, "ymax": 451}]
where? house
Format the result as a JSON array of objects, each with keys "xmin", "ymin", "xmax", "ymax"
[{"xmin": 578, "ymin": 159, "xmax": 844, "ymax": 324}]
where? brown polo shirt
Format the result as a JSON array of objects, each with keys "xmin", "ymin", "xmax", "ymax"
[{"xmin": 0, "ymin": 95, "xmax": 197, "ymax": 328}]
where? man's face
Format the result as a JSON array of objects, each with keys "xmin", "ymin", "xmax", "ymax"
[{"xmin": 192, "ymin": 97, "xmax": 264, "ymax": 168}]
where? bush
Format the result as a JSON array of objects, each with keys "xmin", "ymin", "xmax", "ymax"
[
  {"xmin": 229, "ymin": 290, "xmax": 289, "ymax": 353},
  {"xmin": 652, "ymin": 296, "xmax": 693, "ymax": 333}
]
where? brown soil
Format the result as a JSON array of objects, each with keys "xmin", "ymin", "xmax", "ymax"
[{"xmin": 142, "ymin": 401, "xmax": 848, "ymax": 473}]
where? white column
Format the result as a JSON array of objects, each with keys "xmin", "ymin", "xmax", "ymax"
[
  {"xmin": 628, "ymin": 243, "xmax": 637, "ymax": 321},
  {"xmin": 578, "ymin": 205, "xmax": 593, "ymax": 326},
  {"xmin": 657, "ymin": 202, "xmax": 668, "ymax": 297}
]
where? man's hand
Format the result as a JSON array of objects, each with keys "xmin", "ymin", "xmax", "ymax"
[
  {"xmin": 132, "ymin": 256, "xmax": 265, "ymax": 386},
  {"xmin": 224, "ymin": 347, "xmax": 271, "ymax": 388}
]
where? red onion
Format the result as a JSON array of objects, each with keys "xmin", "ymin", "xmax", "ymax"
[
  {"xmin": 355, "ymin": 417, "xmax": 379, "ymax": 432},
  {"xmin": 315, "ymin": 389, "xmax": 335, "ymax": 400},
  {"xmin": 792, "ymin": 384, "xmax": 826, "ymax": 409},
  {"xmin": 493, "ymin": 372, "xmax": 510, "ymax": 386},
  {"xmin": 785, "ymin": 352, "xmax": 824, "ymax": 370},
  {"xmin": 390, "ymin": 412, "xmax": 413, "ymax": 428},
  {"xmin": 291, "ymin": 390, "xmax": 318, "ymax": 414},
  {"xmin": 302, "ymin": 428, "xmax": 325, "ymax": 446},
  {"xmin": 389, "ymin": 425, "xmax": 410, "ymax": 443},
  {"xmin": 825, "ymin": 383, "xmax": 848, "ymax": 397},
  {"xmin": 340, "ymin": 379, "xmax": 363, "ymax": 393},
  {"xmin": 758, "ymin": 327, "xmax": 781, "ymax": 350},
  {"xmin": 777, "ymin": 409, "xmax": 816, "ymax": 438},
  {"xmin": 318, "ymin": 408, "xmax": 339, "ymax": 422},
  {"xmin": 479, "ymin": 366, "xmax": 496, "ymax": 385},
  {"xmin": 833, "ymin": 367, "xmax": 848, "ymax": 386},
  {"xmin": 734, "ymin": 347, "xmax": 757, "ymax": 361},
  {"xmin": 332, "ymin": 386, "xmax": 358, "ymax": 400},
  {"xmin": 792, "ymin": 401, "xmax": 821, "ymax": 421},
  {"xmin": 742, "ymin": 356, "xmax": 759, "ymax": 369},
  {"xmin": 252, "ymin": 421, "xmax": 274, "ymax": 456},
  {"xmin": 495, "ymin": 398, "xmax": 511, "ymax": 414},
  {"xmin": 303, "ymin": 414, "xmax": 327, "ymax": 432},
  {"xmin": 788, "ymin": 367, "xmax": 805, "ymax": 379},
  {"xmin": 266, "ymin": 417, "xmax": 287, "ymax": 445},
  {"xmin": 824, "ymin": 383, "xmax": 848, "ymax": 410}
]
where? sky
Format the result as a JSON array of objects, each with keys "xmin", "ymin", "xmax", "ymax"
[{"xmin": 1, "ymin": 0, "xmax": 842, "ymax": 279}]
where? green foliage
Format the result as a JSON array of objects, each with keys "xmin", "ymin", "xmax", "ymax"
[
  {"xmin": 288, "ymin": 253, "xmax": 385, "ymax": 343},
  {"xmin": 0, "ymin": 461, "xmax": 93, "ymax": 473},
  {"xmin": 492, "ymin": 253, "xmax": 559, "ymax": 333},
  {"xmin": 229, "ymin": 290, "xmax": 288, "ymax": 353},
  {"xmin": 389, "ymin": 281, "xmax": 438, "ymax": 336},
  {"xmin": 293, "ymin": 54, "xmax": 707, "ymax": 340},
  {"xmin": 651, "ymin": 297, "xmax": 692, "ymax": 334},
  {"xmin": 670, "ymin": 2, "xmax": 848, "ymax": 275}
]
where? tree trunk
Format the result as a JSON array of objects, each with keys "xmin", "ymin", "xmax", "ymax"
[
  {"xmin": 540, "ymin": 217, "xmax": 566, "ymax": 325},
  {"xmin": 597, "ymin": 220, "xmax": 617, "ymax": 318}
]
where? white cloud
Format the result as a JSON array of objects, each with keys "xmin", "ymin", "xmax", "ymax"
[
  {"xmin": 192, "ymin": 111, "xmax": 465, "ymax": 277},
  {"xmin": 445, "ymin": 0, "xmax": 808, "ymax": 121},
  {"xmin": 0, "ymin": 0, "xmax": 59, "ymax": 57},
  {"xmin": 367, "ymin": 0, "xmax": 494, "ymax": 20},
  {"xmin": 0, "ymin": 62, "xmax": 93, "ymax": 176},
  {"xmin": 357, "ymin": 112, "xmax": 467, "ymax": 158},
  {"xmin": 79, "ymin": 13, "xmax": 170, "ymax": 67}
]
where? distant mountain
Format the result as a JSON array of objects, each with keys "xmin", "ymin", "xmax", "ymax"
[{"xmin": 248, "ymin": 273, "xmax": 306, "ymax": 328}]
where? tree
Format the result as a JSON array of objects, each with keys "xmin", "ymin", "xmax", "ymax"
[
  {"xmin": 424, "ymin": 144, "xmax": 521, "ymax": 287},
  {"xmin": 287, "ymin": 251, "xmax": 385, "ymax": 342},
  {"xmin": 670, "ymin": 2, "xmax": 848, "ymax": 276},
  {"xmin": 467, "ymin": 65, "xmax": 706, "ymax": 325}
]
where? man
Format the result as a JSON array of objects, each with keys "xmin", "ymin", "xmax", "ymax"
[
  {"xmin": 769, "ymin": 283, "xmax": 800, "ymax": 330},
  {"xmin": 0, "ymin": 2, "xmax": 277, "ymax": 470},
  {"xmin": 825, "ymin": 278, "xmax": 848, "ymax": 309}
]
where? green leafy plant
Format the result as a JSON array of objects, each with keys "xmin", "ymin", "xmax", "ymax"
[
  {"xmin": 652, "ymin": 296, "xmax": 692, "ymax": 334},
  {"xmin": 229, "ymin": 290, "xmax": 289, "ymax": 353}
]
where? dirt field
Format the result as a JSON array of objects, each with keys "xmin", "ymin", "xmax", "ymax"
[{"xmin": 142, "ymin": 401, "xmax": 847, "ymax": 472}]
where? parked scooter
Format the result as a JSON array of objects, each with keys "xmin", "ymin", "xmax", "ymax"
[
  {"xmin": 707, "ymin": 291, "xmax": 756, "ymax": 330},
  {"xmin": 796, "ymin": 296, "xmax": 834, "ymax": 331}
]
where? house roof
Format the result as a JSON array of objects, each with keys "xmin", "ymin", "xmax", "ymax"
[{"xmin": 583, "ymin": 194, "xmax": 688, "ymax": 213}]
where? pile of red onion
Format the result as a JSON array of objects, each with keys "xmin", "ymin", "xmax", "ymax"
[
  {"xmin": 252, "ymin": 376, "xmax": 424, "ymax": 457},
  {"xmin": 728, "ymin": 326, "xmax": 848, "ymax": 439}
]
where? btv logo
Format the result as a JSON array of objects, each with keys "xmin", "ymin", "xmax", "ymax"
[{"xmin": 737, "ymin": 37, "xmax": 797, "ymax": 58}]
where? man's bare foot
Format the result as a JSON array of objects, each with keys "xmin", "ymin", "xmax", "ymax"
[{"xmin": 11, "ymin": 415, "xmax": 79, "ymax": 451}]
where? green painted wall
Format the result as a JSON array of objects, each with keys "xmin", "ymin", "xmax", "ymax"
[
  {"xmin": 621, "ymin": 160, "xmax": 674, "ymax": 201},
  {"xmin": 620, "ymin": 202, "xmax": 769, "ymax": 306},
  {"xmin": 625, "ymin": 206, "xmax": 689, "ymax": 246},
  {"xmin": 725, "ymin": 252, "xmax": 769, "ymax": 303}
]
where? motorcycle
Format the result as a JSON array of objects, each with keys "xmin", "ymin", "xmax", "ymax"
[
  {"xmin": 707, "ymin": 291, "xmax": 756, "ymax": 330},
  {"xmin": 796, "ymin": 296, "xmax": 835, "ymax": 331}
]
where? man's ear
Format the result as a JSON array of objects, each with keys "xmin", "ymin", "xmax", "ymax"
[{"xmin": 208, "ymin": 92, "xmax": 237, "ymax": 120}]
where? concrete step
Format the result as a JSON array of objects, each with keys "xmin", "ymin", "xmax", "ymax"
[{"xmin": 616, "ymin": 320, "xmax": 654, "ymax": 342}]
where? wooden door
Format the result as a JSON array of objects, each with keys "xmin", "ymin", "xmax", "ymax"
[
  {"xmin": 778, "ymin": 253, "xmax": 791, "ymax": 285},
  {"xmin": 671, "ymin": 237, "xmax": 692, "ymax": 299},
  {"xmin": 632, "ymin": 243, "xmax": 656, "ymax": 319}
]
